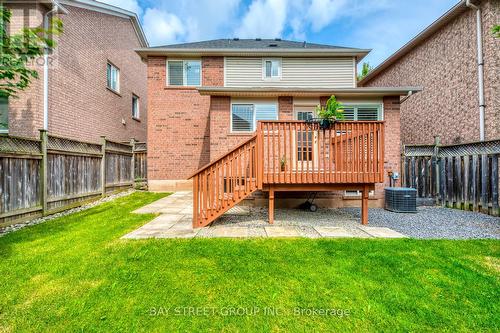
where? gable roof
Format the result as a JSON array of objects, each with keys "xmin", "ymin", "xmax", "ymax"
[
  {"xmin": 358, "ymin": 0, "xmax": 471, "ymax": 85},
  {"xmin": 58, "ymin": 0, "xmax": 148, "ymax": 47},
  {"xmin": 136, "ymin": 39, "xmax": 370, "ymax": 60},
  {"xmin": 152, "ymin": 38, "xmax": 356, "ymax": 50}
]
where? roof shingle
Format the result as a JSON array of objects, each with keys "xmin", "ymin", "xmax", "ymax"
[{"xmin": 152, "ymin": 38, "xmax": 359, "ymax": 51}]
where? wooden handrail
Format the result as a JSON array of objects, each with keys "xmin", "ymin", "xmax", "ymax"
[{"xmin": 187, "ymin": 134, "xmax": 257, "ymax": 179}]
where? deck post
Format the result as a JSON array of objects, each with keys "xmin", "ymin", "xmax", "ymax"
[
  {"xmin": 361, "ymin": 184, "xmax": 369, "ymax": 225},
  {"xmin": 193, "ymin": 175, "xmax": 198, "ymax": 228},
  {"xmin": 268, "ymin": 186, "xmax": 275, "ymax": 224}
]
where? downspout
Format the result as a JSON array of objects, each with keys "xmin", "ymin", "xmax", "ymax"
[
  {"xmin": 400, "ymin": 90, "xmax": 413, "ymax": 103},
  {"xmin": 466, "ymin": 0, "xmax": 485, "ymax": 141},
  {"xmin": 43, "ymin": 2, "xmax": 59, "ymax": 131}
]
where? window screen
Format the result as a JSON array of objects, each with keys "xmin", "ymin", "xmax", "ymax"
[
  {"xmin": 185, "ymin": 61, "xmax": 201, "ymax": 86},
  {"xmin": 357, "ymin": 107, "xmax": 379, "ymax": 120},
  {"xmin": 342, "ymin": 107, "xmax": 355, "ymax": 120},
  {"xmin": 341, "ymin": 105, "xmax": 381, "ymax": 121},
  {"xmin": 232, "ymin": 104, "xmax": 254, "ymax": 131},
  {"xmin": 264, "ymin": 59, "xmax": 280, "ymax": 78},
  {"xmin": 255, "ymin": 104, "xmax": 277, "ymax": 122},
  {"xmin": 168, "ymin": 61, "xmax": 184, "ymax": 86}
]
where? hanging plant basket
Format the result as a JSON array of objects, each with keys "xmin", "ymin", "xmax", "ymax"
[{"xmin": 305, "ymin": 117, "xmax": 336, "ymax": 129}]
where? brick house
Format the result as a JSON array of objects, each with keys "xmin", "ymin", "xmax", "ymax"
[
  {"xmin": 359, "ymin": 0, "xmax": 499, "ymax": 145},
  {"xmin": 0, "ymin": 0, "xmax": 148, "ymax": 143},
  {"xmin": 137, "ymin": 38, "xmax": 420, "ymax": 224}
]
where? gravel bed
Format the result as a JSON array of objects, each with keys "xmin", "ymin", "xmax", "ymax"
[
  {"xmin": 0, "ymin": 190, "xmax": 135, "ymax": 237},
  {"xmin": 341, "ymin": 206, "xmax": 500, "ymax": 239},
  {"xmin": 212, "ymin": 206, "xmax": 500, "ymax": 239}
]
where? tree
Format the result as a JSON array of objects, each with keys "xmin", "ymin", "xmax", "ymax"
[
  {"xmin": 493, "ymin": 25, "xmax": 500, "ymax": 38},
  {"xmin": 0, "ymin": 5, "xmax": 63, "ymax": 99},
  {"xmin": 357, "ymin": 62, "xmax": 372, "ymax": 81}
]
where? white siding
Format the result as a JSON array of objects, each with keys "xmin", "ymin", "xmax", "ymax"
[{"xmin": 225, "ymin": 57, "xmax": 355, "ymax": 88}]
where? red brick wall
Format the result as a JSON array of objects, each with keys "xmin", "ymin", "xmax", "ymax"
[
  {"xmin": 6, "ymin": 5, "xmax": 147, "ymax": 143},
  {"xmin": 376, "ymin": 96, "xmax": 402, "ymax": 194},
  {"xmin": 147, "ymin": 56, "xmax": 225, "ymax": 180},
  {"xmin": 278, "ymin": 97, "xmax": 293, "ymax": 120},
  {"xmin": 363, "ymin": 1, "xmax": 499, "ymax": 144},
  {"xmin": 202, "ymin": 57, "xmax": 224, "ymax": 87}
]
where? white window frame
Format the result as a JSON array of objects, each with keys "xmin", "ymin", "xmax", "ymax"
[
  {"xmin": 262, "ymin": 58, "xmax": 282, "ymax": 80},
  {"xmin": 230, "ymin": 100, "xmax": 279, "ymax": 133},
  {"xmin": 166, "ymin": 59, "xmax": 202, "ymax": 87},
  {"xmin": 132, "ymin": 94, "xmax": 140, "ymax": 120},
  {"xmin": 107, "ymin": 62, "xmax": 120, "ymax": 93},
  {"xmin": 345, "ymin": 190, "xmax": 375, "ymax": 197},
  {"xmin": 341, "ymin": 103, "xmax": 384, "ymax": 121}
]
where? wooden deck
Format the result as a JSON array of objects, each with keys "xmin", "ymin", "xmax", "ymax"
[{"xmin": 191, "ymin": 121, "xmax": 385, "ymax": 228}]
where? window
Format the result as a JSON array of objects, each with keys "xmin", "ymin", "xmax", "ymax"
[
  {"xmin": 296, "ymin": 111, "xmax": 314, "ymax": 121},
  {"xmin": 263, "ymin": 58, "xmax": 281, "ymax": 79},
  {"xmin": 341, "ymin": 104, "xmax": 382, "ymax": 121},
  {"xmin": 0, "ymin": 96, "xmax": 8, "ymax": 133},
  {"xmin": 231, "ymin": 103, "xmax": 278, "ymax": 132},
  {"xmin": 106, "ymin": 62, "xmax": 120, "ymax": 92},
  {"xmin": 345, "ymin": 190, "xmax": 375, "ymax": 196},
  {"xmin": 167, "ymin": 60, "xmax": 201, "ymax": 86},
  {"xmin": 132, "ymin": 95, "xmax": 139, "ymax": 119}
]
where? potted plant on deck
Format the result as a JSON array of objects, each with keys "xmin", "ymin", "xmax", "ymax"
[{"xmin": 316, "ymin": 95, "xmax": 345, "ymax": 129}]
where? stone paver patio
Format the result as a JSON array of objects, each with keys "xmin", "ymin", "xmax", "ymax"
[{"xmin": 122, "ymin": 191, "xmax": 407, "ymax": 239}]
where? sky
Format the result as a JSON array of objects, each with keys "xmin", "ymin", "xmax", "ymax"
[{"xmin": 99, "ymin": 0, "xmax": 459, "ymax": 68}]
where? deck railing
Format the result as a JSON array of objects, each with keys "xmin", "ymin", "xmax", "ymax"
[
  {"xmin": 258, "ymin": 121, "xmax": 385, "ymax": 186},
  {"xmin": 192, "ymin": 136, "xmax": 258, "ymax": 227}
]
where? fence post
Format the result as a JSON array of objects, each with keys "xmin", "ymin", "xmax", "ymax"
[
  {"xmin": 40, "ymin": 130, "xmax": 48, "ymax": 215},
  {"xmin": 433, "ymin": 136, "xmax": 440, "ymax": 204},
  {"xmin": 100, "ymin": 136, "xmax": 106, "ymax": 197},
  {"xmin": 492, "ymin": 155, "xmax": 499, "ymax": 216},
  {"xmin": 130, "ymin": 138, "xmax": 136, "ymax": 188}
]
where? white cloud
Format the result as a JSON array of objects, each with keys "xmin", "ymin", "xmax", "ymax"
[
  {"xmin": 97, "ymin": 0, "xmax": 142, "ymax": 16},
  {"xmin": 306, "ymin": 0, "xmax": 347, "ymax": 32},
  {"xmin": 142, "ymin": 8, "xmax": 186, "ymax": 45},
  {"xmin": 236, "ymin": 0, "xmax": 288, "ymax": 38}
]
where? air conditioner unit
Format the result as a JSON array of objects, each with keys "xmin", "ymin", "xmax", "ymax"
[{"xmin": 385, "ymin": 187, "xmax": 417, "ymax": 213}]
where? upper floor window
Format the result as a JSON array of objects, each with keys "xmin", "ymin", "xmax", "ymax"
[
  {"xmin": 132, "ymin": 95, "xmax": 140, "ymax": 119},
  {"xmin": 168, "ymin": 60, "xmax": 201, "ymax": 86},
  {"xmin": 263, "ymin": 58, "xmax": 281, "ymax": 79},
  {"xmin": 341, "ymin": 104, "xmax": 382, "ymax": 121},
  {"xmin": 231, "ymin": 103, "xmax": 278, "ymax": 132},
  {"xmin": 107, "ymin": 62, "xmax": 120, "ymax": 93}
]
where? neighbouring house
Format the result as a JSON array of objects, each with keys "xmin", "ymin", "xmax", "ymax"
[
  {"xmin": 359, "ymin": 0, "xmax": 499, "ymax": 145},
  {"xmin": 136, "ymin": 39, "xmax": 421, "ymax": 226},
  {"xmin": 0, "ymin": 0, "xmax": 148, "ymax": 143}
]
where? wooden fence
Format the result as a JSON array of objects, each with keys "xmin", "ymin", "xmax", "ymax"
[
  {"xmin": 0, "ymin": 130, "xmax": 147, "ymax": 227},
  {"xmin": 402, "ymin": 138, "xmax": 499, "ymax": 216}
]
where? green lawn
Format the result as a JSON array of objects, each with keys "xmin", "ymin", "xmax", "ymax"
[{"xmin": 0, "ymin": 192, "xmax": 499, "ymax": 332}]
